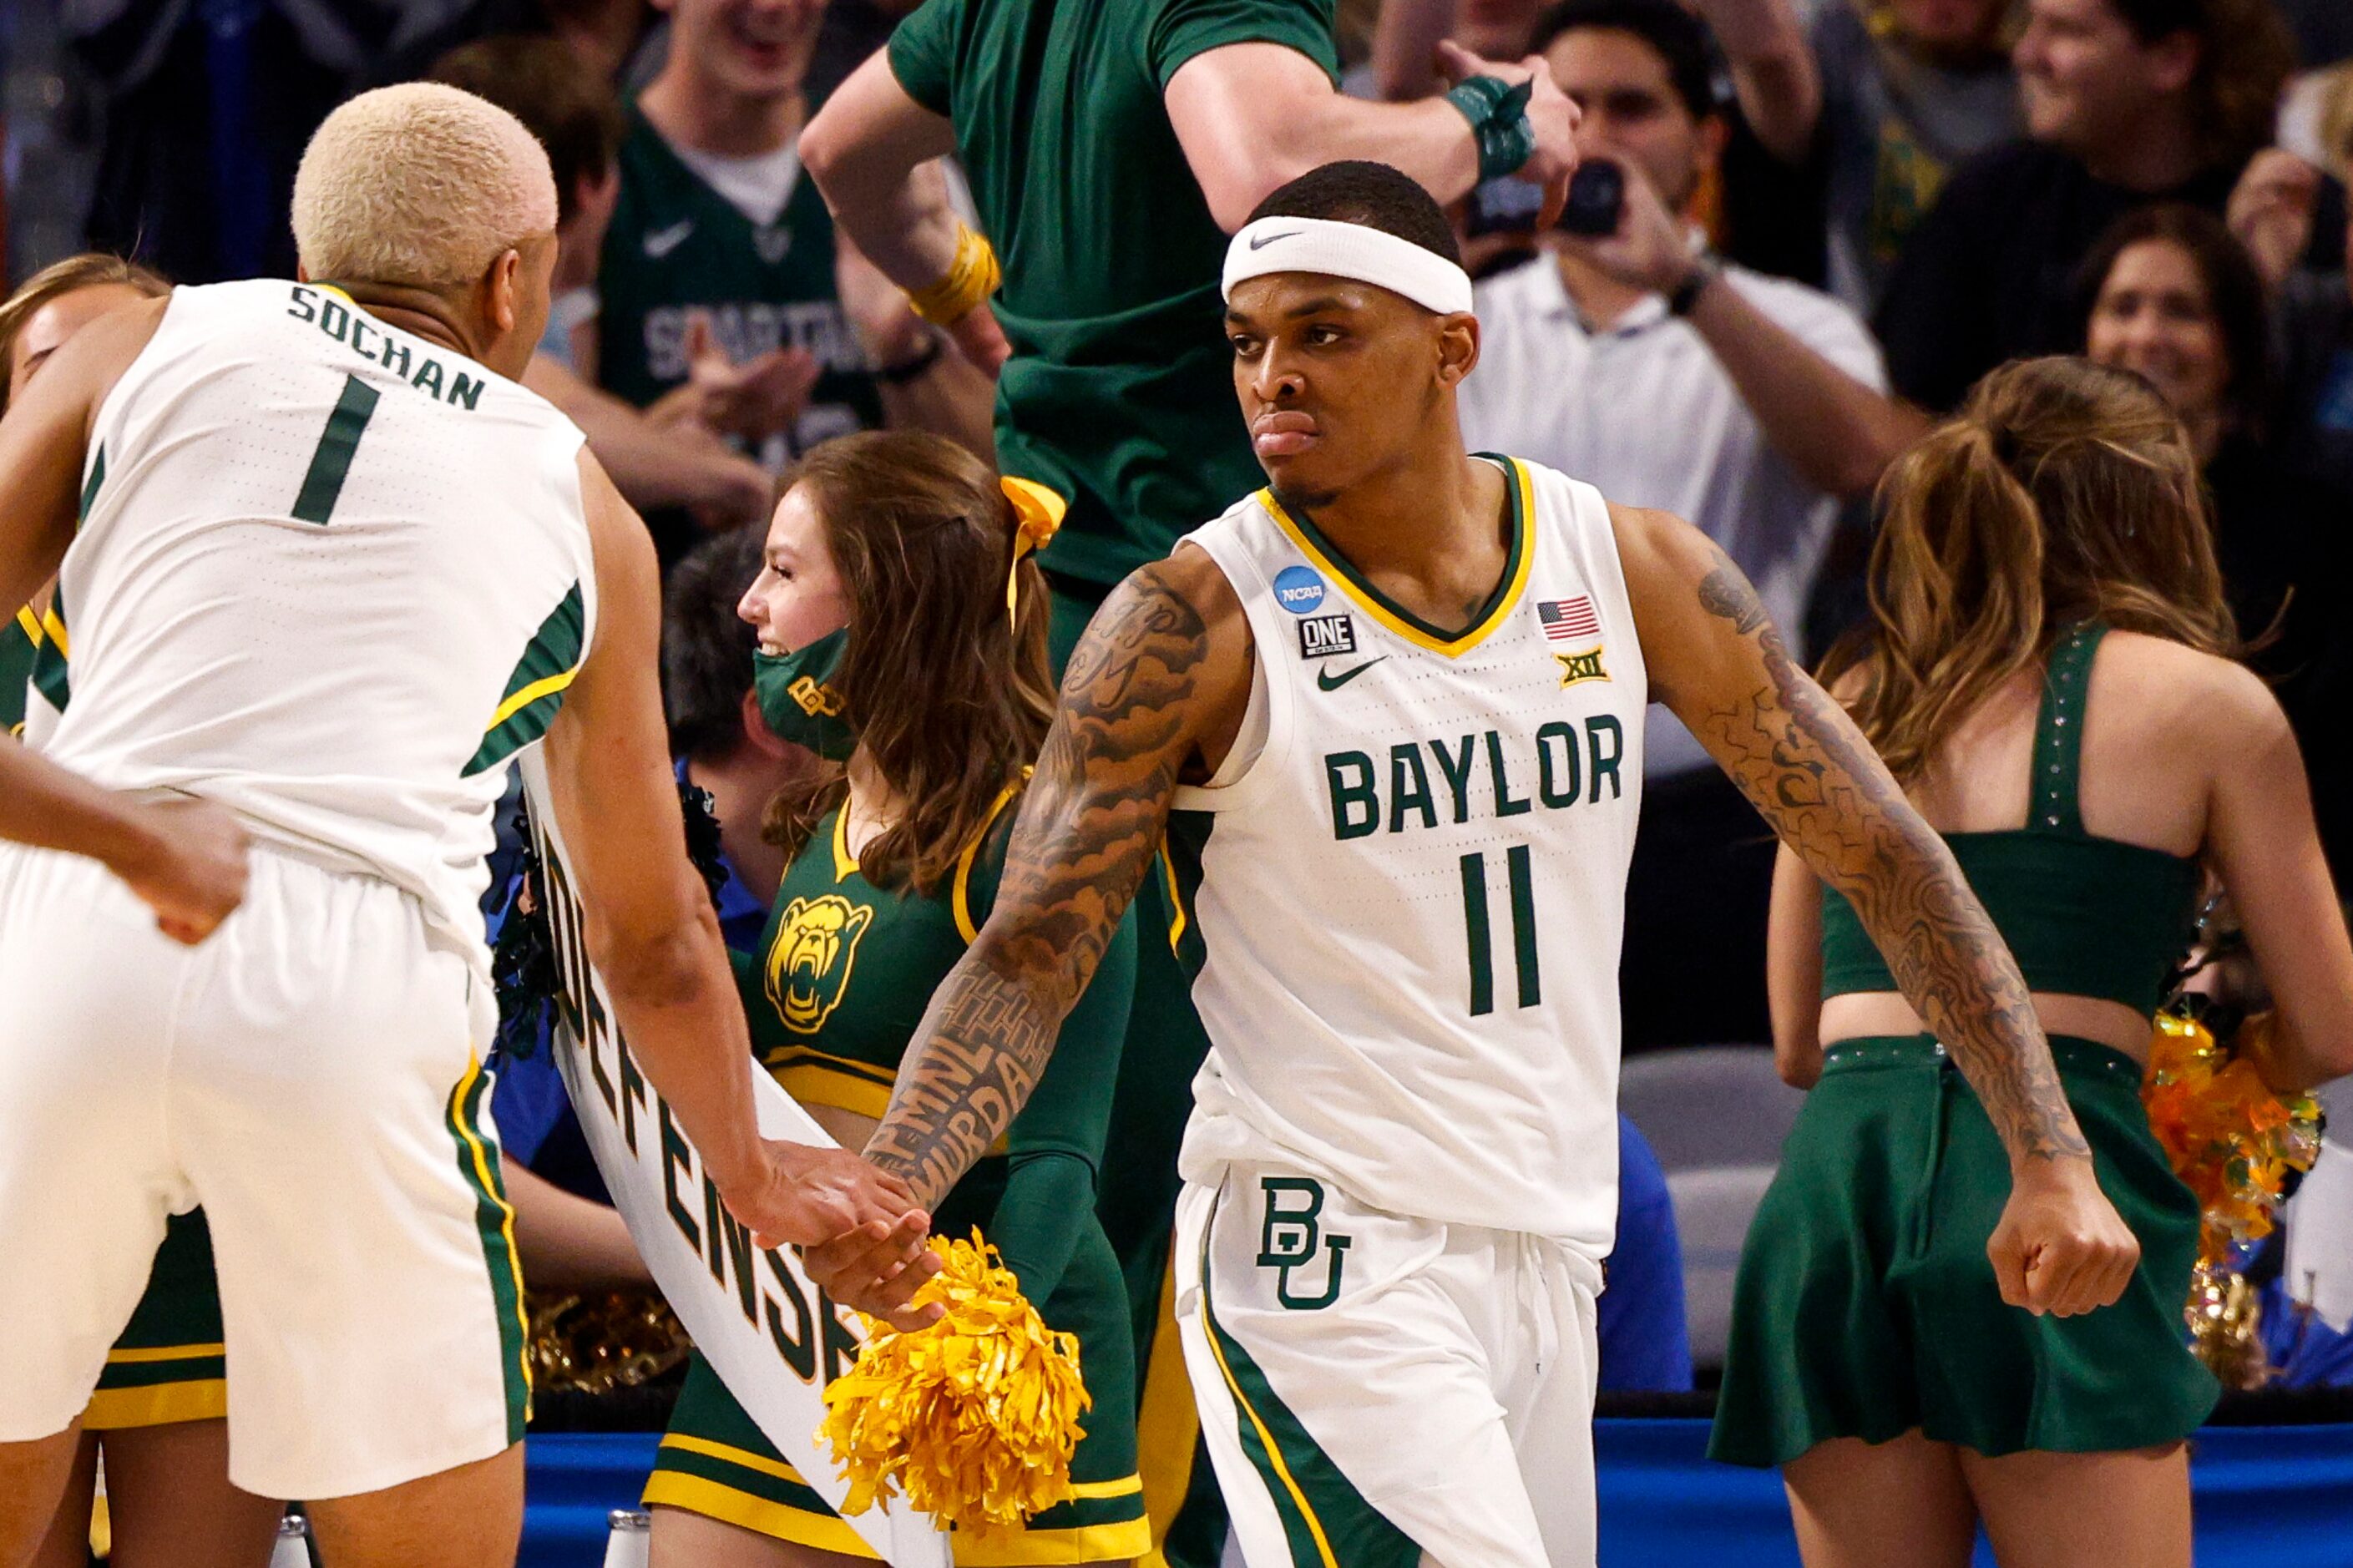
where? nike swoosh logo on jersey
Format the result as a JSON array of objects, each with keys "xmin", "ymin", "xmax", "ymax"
[
  {"xmin": 643, "ymin": 220, "xmax": 695, "ymax": 259},
  {"xmin": 1248, "ymin": 230, "xmax": 1299, "ymax": 250},
  {"xmin": 1316, "ymin": 656, "xmax": 1388, "ymax": 690}
]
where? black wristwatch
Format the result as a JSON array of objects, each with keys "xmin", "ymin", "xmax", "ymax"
[
  {"xmin": 1665, "ymin": 253, "xmax": 1723, "ymax": 317},
  {"xmin": 876, "ymin": 332, "xmax": 947, "ymax": 384}
]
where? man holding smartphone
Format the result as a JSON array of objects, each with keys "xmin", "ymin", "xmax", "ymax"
[{"xmin": 1457, "ymin": 0, "xmax": 1927, "ymax": 1052}]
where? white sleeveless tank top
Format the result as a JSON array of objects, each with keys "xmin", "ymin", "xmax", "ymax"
[
  {"xmin": 1167, "ymin": 457, "xmax": 1644, "ymax": 1257},
  {"xmin": 40, "ymin": 279, "xmax": 597, "ymax": 964}
]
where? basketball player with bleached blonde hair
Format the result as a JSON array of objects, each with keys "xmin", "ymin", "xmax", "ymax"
[{"xmin": 0, "ymin": 83, "xmax": 936, "ymax": 1568}]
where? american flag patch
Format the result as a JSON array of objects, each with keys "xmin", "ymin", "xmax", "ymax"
[{"xmin": 1538, "ymin": 596, "xmax": 1601, "ymax": 642}]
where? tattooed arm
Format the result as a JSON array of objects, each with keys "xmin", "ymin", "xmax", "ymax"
[
  {"xmin": 857, "ymin": 549, "xmax": 1253, "ymax": 1209},
  {"xmin": 1612, "ymin": 503, "xmax": 2139, "ymax": 1317}
]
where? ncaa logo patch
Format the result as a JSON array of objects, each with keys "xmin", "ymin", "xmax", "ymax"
[
  {"xmin": 1272, "ymin": 564, "xmax": 1327, "ymax": 616},
  {"xmin": 1296, "ymin": 614, "xmax": 1357, "ymax": 660}
]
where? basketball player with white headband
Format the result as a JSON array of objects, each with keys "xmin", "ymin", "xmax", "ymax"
[{"xmin": 817, "ymin": 159, "xmax": 2138, "ymax": 1567}]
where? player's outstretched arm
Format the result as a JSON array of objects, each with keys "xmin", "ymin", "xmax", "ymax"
[
  {"xmin": 1163, "ymin": 40, "xmax": 1578, "ymax": 230},
  {"xmin": 854, "ymin": 551, "xmax": 1250, "ymax": 1213},
  {"xmin": 1612, "ymin": 503, "xmax": 2139, "ymax": 1318},
  {"xmin": 545, "ymin": 453, "xmax": 940, "ymax": 1324}
]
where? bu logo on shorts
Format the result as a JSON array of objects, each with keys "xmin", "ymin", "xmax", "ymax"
[{"xmin": 1256, "ymin": 1176, "xmax": 1351, "ymax": 1310}]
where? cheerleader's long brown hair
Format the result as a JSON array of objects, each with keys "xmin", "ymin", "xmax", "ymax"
[
  {"xmin": 1819, "ymin": 357, "xmax": 2239, "ymax": 783},
  {"xmin": 762, "ymin": 431, "xmax": 1055, "ymax": 894}
]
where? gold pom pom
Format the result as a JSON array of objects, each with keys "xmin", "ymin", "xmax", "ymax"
[{"xmin": 820, "ymin": 1231, "xmax": 1090, "ymax": 1538}]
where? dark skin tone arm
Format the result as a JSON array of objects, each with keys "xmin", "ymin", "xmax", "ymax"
[
  {"xmin": 1614, "ymin": 503, "xmax": 2136, "ymax": 1315},
  {"xmin": 821, "ymin": 438, "xmax": 2135, "ymax": 1318},
  {"xmin": 856, "ymin": 549, "xmax": 1252, "ymax": 1204}
]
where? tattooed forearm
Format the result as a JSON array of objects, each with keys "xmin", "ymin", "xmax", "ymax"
[
  {"xmin": 865, "ymin": 563, "xmax": 1216, "ymax": 1205},
  {"xmin": 1690, "ymin": 554, "xmax": 2092, "ymax": 1165}
]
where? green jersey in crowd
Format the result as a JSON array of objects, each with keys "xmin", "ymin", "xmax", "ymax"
[
  {"xmin": 596, "ymin": 105, "xmax": 883, "ymax": 471},
  {"xmin": 886, "ymin": 0, "xmax": 1339, "ymax": 590}
]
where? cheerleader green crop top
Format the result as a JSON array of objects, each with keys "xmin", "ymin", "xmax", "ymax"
[{"xmin": 1819, "ymin": 623, "xmax": 2200, "ymax": 1017}]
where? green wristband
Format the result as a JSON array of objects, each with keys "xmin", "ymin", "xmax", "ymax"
[{"xmin": 1443, "ymin": 75, "xmax": 1537, "ymax": 181}]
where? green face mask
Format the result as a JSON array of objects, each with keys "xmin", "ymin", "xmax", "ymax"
[{"xmin": 752, "ymin": 629, "xmax": 856, "ymax": 761}]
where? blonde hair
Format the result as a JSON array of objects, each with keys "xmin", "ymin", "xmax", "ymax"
[
  {"xmin": 1819, "ymin": 357, "xmax": 2237, "ymax": 782},
  {"xmin": 291, "ymin": 83, "xmax": 558, "ymax": 292},
  {"xmin": 0, "ymin": 254, "xmax": 170, "ymax": 414}
]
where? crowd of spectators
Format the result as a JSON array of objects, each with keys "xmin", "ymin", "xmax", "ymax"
[{"xmin": 3, "ymin": 0, "xmax": 2351, "ymax": 1399}]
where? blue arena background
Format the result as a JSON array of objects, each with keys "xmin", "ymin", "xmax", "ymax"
[{"xmin": 518, "ymin": 1419, "xmax": 2353, "ymax": 1567}]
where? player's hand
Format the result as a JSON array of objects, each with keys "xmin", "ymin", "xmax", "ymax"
[
  {"xmin": 726, "ymin": 1139, "xmax": 913, "ymax": 1245},
  {"xmin": 2226, "ymin": 149, "xmax": 2320, "ymax": 291},
  {"xmin": 1435, "ymin": 41, "xmax": 1581, "ymax": 230},
  {"xmin": 1552, "ymin": 154, "xmax": 1691, "ymax": 294},
  {"xmin": 805, "ymin": 1211, "xmax": 948, "ymax": 1332},
  {"xmin": 1987, "ymin": 1156, "xmax": 2140, "ymax": 1318},
  {"xmin": 111, "ymin": 795, "xmax": 250, "ymax": 945}
]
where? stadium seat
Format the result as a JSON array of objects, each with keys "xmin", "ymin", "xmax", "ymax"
[
  {"xmin": 1622, "ymin": 1047, "xmax": 1803, "ymax": 1368},
  {"xmin": 1619, "ymin": 1045, "xmax": 1804, "ymax": 1172}
]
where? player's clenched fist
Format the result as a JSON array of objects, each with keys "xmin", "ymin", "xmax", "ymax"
[
  {"xmin": 112, "ymin": 794, "xmax": 251, "ymax": 945},
  {"xmin": 1986, "ymin": 1156, "xmax": 2141, "ymax": 1318}
]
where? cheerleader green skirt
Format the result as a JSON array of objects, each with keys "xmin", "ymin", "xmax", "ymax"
[{"xmin": 1709, "ymin": 1034, "xmax": 2219, "ymax": 1467}]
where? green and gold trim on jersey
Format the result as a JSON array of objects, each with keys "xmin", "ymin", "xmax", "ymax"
[
  {"xmin": 79, "ymin": 443, "xmax": 107, "ymax": 524},
  {"xmin": 29, "ymin": 594, "xmax": 70, "ymax": 715},
  {"xmin": 3, "ymin": 607, "xmax": 40, "ymax": 736},
  {"xmin": 1257, "ymin": 454, "xmax": 1533, "ymax": 659},
  {"xmin": 465, "ymin": 582, "xmax": 585, "ymax": 776},
  {"xmin": 446, "ymin": 1055, "xmax": 530, "ymax": 1439},
  {"xmin": 1159, "ymin": 811, "xmax": 1212, "ymax": 979},
  {"xmin": 1197, "ymin": 1188, "xmax": 1418, "ymax": 1568}
]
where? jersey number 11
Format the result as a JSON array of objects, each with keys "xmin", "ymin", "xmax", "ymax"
[{"xmin": 1459, "ymin": 847, "xmax": 1540, "ymax": 1015}]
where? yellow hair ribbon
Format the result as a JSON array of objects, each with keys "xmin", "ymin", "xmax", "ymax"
[
  {"xmin": 999, "ymin": 476, "xmax": 1066, "ymax": 615},
  {"xmin": 907, "ymin": 225, "xmax": 1001, "ymax": 326}
]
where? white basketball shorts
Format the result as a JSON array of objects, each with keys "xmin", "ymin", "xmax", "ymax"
[
  {"xmin": 1174, "ymin": 1162, "xmax": 1602, "ymax": 1568},
  {"xmin": 0, "ymin": 840, "xmax": 528, "ymax": 1500}
]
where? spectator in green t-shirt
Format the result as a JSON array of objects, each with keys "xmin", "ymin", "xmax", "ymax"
[{"xmin": 797, "ymin": 10, "xmax": 1576, "ymax": 1565}]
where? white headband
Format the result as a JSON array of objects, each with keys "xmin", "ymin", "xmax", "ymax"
[{"xmin": 1222, "ymin": 215, "xmax": 1474, "ymax": 316}]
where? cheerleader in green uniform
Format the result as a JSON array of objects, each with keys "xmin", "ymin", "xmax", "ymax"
[
  {"xmin": 645, "ymin": 430, "xmax": 1148, "ymax": 1566},
  {"xmin": 1712, "ymin": 358, "xmax": 2353, "ymax": 1566}
]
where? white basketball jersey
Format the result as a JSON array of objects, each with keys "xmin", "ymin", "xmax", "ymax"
[
  {"xmin": 1170, "ymin": 458, "xmax": 1644, "ymax": 1257},
  {"xmin": 41, "ymin": 279, "xmax": 596, "ymax": 963}
]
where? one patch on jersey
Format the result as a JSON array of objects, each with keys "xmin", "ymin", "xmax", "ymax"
[
  {"xmin": 1296, "ymin": 613, "xmax": 1358, "ymax": 660},
  {"xmin": 1272, "ymin": 564, "xmax": 1328, "ymax": 616},
  {"xmin": 1554, "ymin": 645, "xmax": 1609, "ymax": 686}
]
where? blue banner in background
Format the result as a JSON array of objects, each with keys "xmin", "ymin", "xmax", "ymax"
[{"xmin": 521, "ymin": 1419, "xmax": 2353, "ymax": 1567}]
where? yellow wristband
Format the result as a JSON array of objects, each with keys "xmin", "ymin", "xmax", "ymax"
[{"xmin": 907, "ymin": 225, "xmax": 1001, "ymax": 326}]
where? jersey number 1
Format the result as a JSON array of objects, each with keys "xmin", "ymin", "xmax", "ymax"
[
  {"xmin": 291, "ymin": 374, "xmax": 382, "ymax": 524},
  {"xmin": 1460, "ymin": 846, "xmax": 1540, "ymax": 1015}
]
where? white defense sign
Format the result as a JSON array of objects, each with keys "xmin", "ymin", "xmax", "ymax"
[{"xmin": 518, "ymin": 755, "xmax": 952, "ymax": 1567}]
